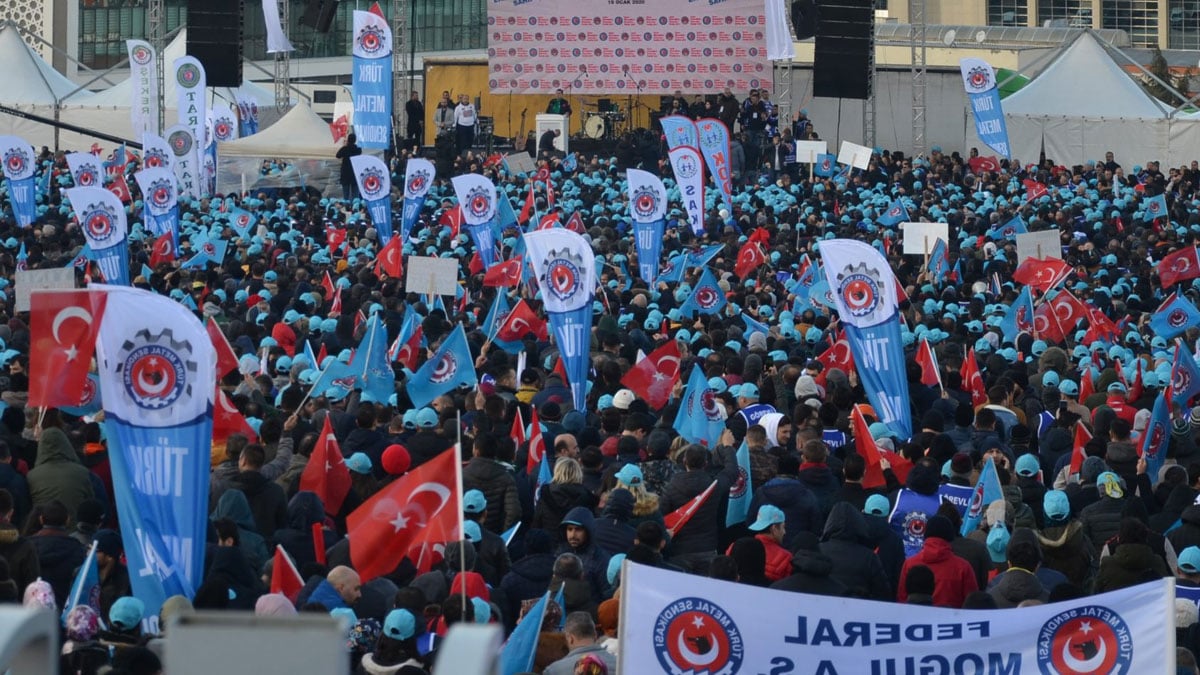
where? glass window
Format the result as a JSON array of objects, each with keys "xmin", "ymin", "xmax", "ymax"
[
  {"xmin": 1102, "ymin": 0, "xmax": 1160, "ymax": 47},
  {"xmin": 77, "ymin": 0, "xmax": 187, "ymax": 70},
  {"xmin": 987, "ymin": 0, "xmax": 1028, "ymax": 26},
  {"xmin": 1168, "ymin": 0, "xmax": 1200, "ymax": 48},
  {"xmin": 1038, "ymin": 0, "xmax": 1094, "ymax": 26}
]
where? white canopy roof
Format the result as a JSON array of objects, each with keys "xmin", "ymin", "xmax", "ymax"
[
  {"xmin": 218, "ymin": 103, "xmax": 335, "ymax": 159},
  {"xmin": 0, "ymin": 24, "xmax": 89, "ymax": 104},
  {"xmin": 1002, "ymin": 31, "xmax": 1169, "ymax": 118}
]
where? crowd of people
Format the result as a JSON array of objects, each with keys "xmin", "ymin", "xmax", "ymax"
[{"xmin": 4, "ymin": 94, "xmax": 1200, "ymax": 673}]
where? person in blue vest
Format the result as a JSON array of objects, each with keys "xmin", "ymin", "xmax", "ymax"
[
  {"xmin": 725, "ymin": 383, "xmax": 777, "ymax": 444},
  {"xmin": 889, "ymin": 457, "xmax": 945, "ymax": 558}
]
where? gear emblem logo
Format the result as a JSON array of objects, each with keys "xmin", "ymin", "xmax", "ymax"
[
  {"xmin": 117, "ymin": 329, "xmax": 196, "ymax": 410},
  {"xmin": 168, "ymin": 130, "xmax": 193, "ymax": 157},
  {"xmin": 836, "ymin": 262, "xmax": 884, "ymax": 321},
  {"xmin": 653, "ymin": 597, "xmax": 744, "ymax": 675},
  {"xmin": 1037, "ymin": 606, "xmax": 1133, "ymax": 674},
  {"xmin": 406, "ymin": 169, "xmax": 430, "ymax": 198},
  {"xmin": 81, "ymin": 201, "xmax": 119, "ymax": 246},
  {"xmin": 359, "ymin": 166, "xmax": 387, "ymax": 200},
  {"xmin": 543, "ymin": 249, "xmax": 584, "ymax": 304}
]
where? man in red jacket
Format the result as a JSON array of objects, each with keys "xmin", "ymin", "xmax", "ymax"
[
  {"xmin": 743, "ymin": 504, "xmax": 792, "ymax": 582},
  {"xmin": 896, "ymin": 514, "xmax": 978, "ymax": 608}
]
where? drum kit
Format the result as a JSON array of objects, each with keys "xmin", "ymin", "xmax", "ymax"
[{"xmin": 582, "ymin": 99, "xmax": 627, "ymax": 140}]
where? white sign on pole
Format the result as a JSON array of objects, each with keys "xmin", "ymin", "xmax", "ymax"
[
  {"xmin": 504, "ymin": 152, "xmax": 536, "ymax": 175},
  {"xmin": 837, "ymin": 140, "xmax": 872, "ymax": 170},
  {"xmin": 1016, "ymin": 229, "xmax": 1063, "ymax": 263},
  {"xmin": 17, "ymin": 269, "xmax": 76, "ymax": 313},
  {"xmin": 794, "ymin": 140, "xmax": 828, "ymax": 164},
  {"xmin": 405, "ymin": 255, "xmax": 460, "ymax": 297},
  {"xmin": 901, "ymin": 222, "xmax": 950, "ymax": 255}
]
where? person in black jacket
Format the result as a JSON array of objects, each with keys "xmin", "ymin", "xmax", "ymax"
[
  {"xmin": 555, "ymin": 507, "xmax": 611, "ymax": 600},
  {"xmin": 660, "ymin": 443, "xmax": 738, "ymax": 573},
  {"xmin": 499, "ymin": 528, "xmax": 556, "ymax": 623},
  {"xmin": 750, "ymin": 454, "xmax": 821, "ymax": 547},
  {"xmin": 464, "ymin": 497, "xmax": 511, "ymax": 587},
  {"xmin": 533, "ymin": 458, "xmax": 597, "ymax": 536},
  {"xmin": 29, "ymin": 500, "xmax": 84, "ymax": 609},
  {"xmin": 335, "ymin": 133, "xmax": 361, "ymax": 201},
  {"xmin": 227, "ymin": 444, "xmax": 289, "ymax": 540},
  {"xmin": 770, "ymin": 532, "xmax": 847, "ymax": 597},
  {"xmin": 861, "ymin": 494, "xmax": 905, "ymax": 594},
  {"xmin": 819, "ymin": 502, "xmax": 891, "ymax": 600},
  {"xmin": 592, "ymin": 489, "xmax": 636, "ymax": 556}
]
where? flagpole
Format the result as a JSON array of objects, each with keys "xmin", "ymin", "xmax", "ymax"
[
  {"xmin": 68, "ymin": 540, "xmax": 98, "ymax": 613},
  {"xmin": 455, "ymin": 409, "xmax": 466, "ymax": 618}
]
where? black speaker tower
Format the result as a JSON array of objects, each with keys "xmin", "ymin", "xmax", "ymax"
[
  {"xmin": 301, "ymin": 0, "xmax": 341, "ymax": 33},
  {"xmin": 812, "ymin": 0, "xmax": 874, "ymax": 100},
  {"xmin": 186, "ymin": 0, "xmax": 243, "ymax": 87}
]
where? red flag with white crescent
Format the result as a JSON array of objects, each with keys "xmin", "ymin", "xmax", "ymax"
[{"xmin": 28, "ymin": 290, "xmax": 108, "ymax": 409}]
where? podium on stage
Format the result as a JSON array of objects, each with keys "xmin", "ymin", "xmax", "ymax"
[{"xmin": 535, "ymin": 113, "xmax": 569, "ymax": 153}]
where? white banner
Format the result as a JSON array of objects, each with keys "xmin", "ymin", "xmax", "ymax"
[
  {"xmin": 626, "ymin": 168, "xmax": 667, "ymax": 223},
  {"xmin": 620, "ymin": 562, "xmax": 1175, "ymax": 675},
  {"xmin": 141, "ymin": 133, "xmax": 173, "ymax": 171},
  {"xmin": 668, "ymin": 145, "xmax": 705, "ymax": 235},
  {"xmin": 164, "ymin": 124, "xmax": 197, "ymax": 200},
  {"xmin": 403, "ymin": 158, "xmax": 435, "ymax": 201},
  {"xmin": 127, "ymin": 40, "xmax": 159, "ymax": 137},
  {"xmin": 350, "ymin": 155, "xmax": 391, "ymax": 203},
  {"xmin": 450, "ymin": 174, "xmax": 498, "ymax": 226},
  {"xmin": 65, "ymin": 152, "xmax": 103, "ymax": 188},
  {"xmin": 208, "ymin": 104, "xmax": 238, "ymax": 143},
  {"xmin": 487, "ymin": 0, "xmax": 768, "ymax": 94},
  {"xmin": 261, "ymin": 0, "xmax": 294, "ymax": 53},
  {"xmin": 173, "ymin": 56, "xmax": 206, "ymax": 196},
  {"xmin": 764, "ymin": 0, "xmax": 796, "ymax": 61},
  {"xmin": 522, "ymin": 229, "xmax": 596, "ymax": 314},
  {"xmin": 819, "ymin": 238, "xmax": 899, "ymax": 329}
]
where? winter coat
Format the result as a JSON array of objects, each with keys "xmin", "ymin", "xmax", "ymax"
[
  {"xmin": 949, "ymin": 534, "xmax": 993, "ymax": 592},
  {"xmin": 211, "ymin": 489, "xmax": 270, "ymax": 572},
  {"xmin": 499, "ymin": 552, "xmax": 555, "ymax": 622},
  {"xmin": 661, "ymin": 469, "xmax": 726, "ymax": 556},
  {"xmin": 533, "ymin": 483, "xmax": 598, "ymax": 534},
  {"xmin": 592, "ymin": 502, "xmax": 637, "ymax": 557},
  {"xmin": 462, "ymin": 457, "xmax": 521, "ymax": 533},
  {"xmin": 1168, "ymin": 504, "xmax": 1200, "ymax": 555},
  {"xmin": 0, "ymin": 463, "xmax": 30, "ymax": 530},
  {"xmin": 204, "ymin": 545, "xmax": 262, "ymax": 610},
  {"xmin": 1080, "ymin": 495, "xmax": 1145, "ymax": 556},
  {"xmin": 1149, "ymin": 484, "xmax": 1196, "ymax": 533},
  {"xmin": 473, "ymin": 525, "xmax": 512, "ymax": 587},
  {"xmin": 796, "ymin": 462, "xmax": 840, "ymax": 525},
  {"xmin": 987, "ymin": 568, "xmax": 1047, "ymax": 608},
  {"xmin": 554, "ymin": 506, "xmax": 611, "ymax": 599},
  {"xmin": 1036, "ymin": 520, "xmax": 1094, "ymax": 588},
  {"xmin": 749, "ymin": 476, "xmax": 821, "ymax": 547},
  {"xmin": 273, "ymin": 491, "xmax": 337, "ymax": 571},
  {"xmin": 862, "ymin": 514, "xmax": 904, "ymax": 595},
  {"xmin": 0, "ymin": 521, "xmax": 39, "ymax": 593},
  {"xmin": 30, "ymin": 527, "xmax": 85, "ymax": 609},
  {"xmin": 1094, "ymin": 542, "xmax": 1169, "ymax": 593},
  {"xmin": 897, "ymin": 538, "xmax": 978, "ymax": 608},
  {"xmin": 307, "ymin": 578, "xmax": 348, "ymax": 610},
  {"xmin": 27, "ymin": 428, "xmax": 93, "ymax": 517},
  {"xmin": 726, "ymin": 533, "xmax": 791, "ymax": 583},
  {"xmin": 819, "ymin": 503, "xmax": 890, "ymax": 600},
  {"xmin": 769, "ymin": 549, "xmax": 848, "ymax": 596},
  {"xmin": 227, "ymin": 470, "xmax": 289, "ymax": 539}
]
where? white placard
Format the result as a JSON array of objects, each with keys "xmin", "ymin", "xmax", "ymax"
[
  {"xmin": 794, "ymin": 140, "xmax": 828, "ymax": 164},
  {"xmin": 165, "ymin": 612, "xmax": 347, "ymax": 675},
  {"xmin": 1016, "ymin": 229, "xmax": 1063, "ymax": 263},
  {"xmin": 504, "ymin": 152, "xmax": 536, "ymax": 175},
  {"xmin": 535, "ymin": 113, "xmax": 568, "ymax": 153},
  {"xmin": 901, "ymin": 222, "xmax": 950, "ymax": 255},
  {"xmin": 405, "ymin": 255, "xmax": 460, "ymax": 297},
  {"xmin": 837, "ymin": 140, "xmax": 872, "ymax": 170},
  {"xmin": 18, "ymin": 269, "xmax": 77, "ymax": 313}
]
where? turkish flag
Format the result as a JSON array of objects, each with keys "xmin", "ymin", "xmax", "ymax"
[
  {"xmin": 326, "ymin": 227, "xmax": 347, "ymax": 256},
  {"xmin": 396, "ymin": 325, "xmax": 423, "ymax": 370},
  {"xmin": 734, "ymin": 241, "xmax": 766, "ymax": 279},
  {"xmin": 1023, "ymin": 179, "xmax": 1048, "ymax": 201},
  {"xmin": 330, "ymin": 114, "xmax": 350, "ymax": 144},
  {"xmin": 149, "ymin": 232, "xmax": 175, "ymax": 268},
  {"xmin": 483, "ymin": 256, "xmax": 523, "ymax": 287},
  {"xmin": 213, "ymin": 386, "xmax": 258, "ymax": 442},
  {"xmin": 565, "ymin": 211, "xmax": 585, "ymax": 234},
  {"xmin": 968, "ymin": 156, "xmax": 1001, "ymax": 174},
  {"xmin": 915, "ymin": 338, "xmax": 940, "ymax": 388},
  {"xmin": 206, "ymin": 320, "xmax": 240, "ymax": 381},
  {"xmin": 535, "ymin": 166, "xmax": 551, "ymax": 184},
  {"xmin": 367, "ymin": 1, "xmax": 385, "ymax": 18},
  {"xmin": 1128, "ymin": 359, "xmax": 1144, "ymax": 402},
  {"xmin": 28, "ymin": 290, "xmax": 108, "ymax": 409},
  {"xmin": 330, "ymin": 286, "xmax": 343, "ymax": 316},
  {"xmin": 663, "ymin": 479, "xmax": 717, "ymax": 536},
  {"xmin": 518, "ymin": 183, "xmax": 534, "ymax": 225},
  {"xmin": 322, "ymin": 271, "xmax": 336, "ymax": 300},
  {"xmin": 1033, "ymin": 302, "xmax": 1066, "ymax": 344},
  {"xmin": 107, "ymin": 175, "xmax": 132, "ymax": 204},
  {"xmin": 815, "ymin": 334, "xmax": 854, "ymax": 376},
  {"xmin": 374, "ymin": 237, "xmax": 403, "ymax": 278},
  {"xmin": 1159, "ymin": 247, "xmax": 1200, "ymax": 288},
  {"xmin": 526, "ymin": 406, "xmax": 545, "ymax": 475},
  {"xmin": 538, "ymin": 212, "xmax": 560, "ymax": 230},
  {"xmin": 1048, "ymin": 290, "xmax": 1087, "ymax": 336},
  {"xmin": 468, "ymin": 252, "xmax": 484, "ymax": 276},
  {"xmin": 1012, "ymin": 256, "xmax": 1071, "ymax": 292},
  {"xmin": 1069, "ymin": 422, "xmax": 1092, "ymax": 475},
  {"xmin": 620, "ymin": 340, "xmax": 682, "ymax": 410},
  {"xmin": 1082, "ymin": 306, "xmax": 1121, "ymax": 343},
  {"xmin": 347, "ymin": 446, "xmax": 461, "ymax": 582},
  {"xmin": 300, "ymin": 416, "xmax": 352, "ymax": 515},
  {"xmin": 960, "ymin": 348, "xmax": 987, "ymax": 407},
  {"xmin": 496, "ymin": 299, "xmax": 547, "ymax": 343},
  {"xmin": 852, "ymin": 405, "xmax": 887, "ymax": 489},
  {"xmin": 1080, "ymin": 367, "xmax": 1095, "ymax": 402},
  {"xmin": 440, "ymin": 206, "xmax": 462, "ymax": 241},
  {"xmin": 269, "ymin": 545, "xmax": 305, "ymax": 603},
  {"xmin": 511, "ymin": 407, "xmax": 526, "ymax": 449}
]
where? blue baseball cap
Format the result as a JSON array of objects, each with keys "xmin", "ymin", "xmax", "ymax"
[
  {"xmin": 615, "ymin": 464, "xmax": 643, "ymax": 487},
  {"xmin": 1015, "ymin": 454, "xmax": 1040, "ymax": 477},
  {"xmin": 415, "ymin": 407, "xmax": 439, "ymax": 428},
  {"xmin": 863, "ymin": 494, "xmax": 890, "ymax": 516},
  {"xmin": 463, "ymin": 489, "xmax": 487, "ymax": 514},
  {"xmin": 1180, "ymin": 546, "xmax": 1200, "ymax": 574},
  {"xmin": 347, "ymin": 452, "xmax": 372, "ymax": 475},
  {"xmin": 748, "ymin": 504, "xmax": 785, "ymax": 531},
  {"xmin": 383, "ymin": 609, "xmax": 417, "ymax": 640},
  {"xmin": 738, "ymin": 383, "xmax": 760, "ymax": 401}
]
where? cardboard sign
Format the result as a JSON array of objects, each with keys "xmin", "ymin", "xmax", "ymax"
[
  {"xmin": 794, "ymin": 140, "xmax": 828, "ymax": 164},
  {"xmin": 837, "ymin": 140, "xmax": 872, "ymax": 170},
  {"xmin": 1015, "ymin": 229, "xmax": 1063, "ymax": 263},
  {"xmin": 504, "ymin": 152, "xmax": 536, "ymax": 175},
  {"xmin": 901, "ymin": 222, "xmax": 950, "ymax": 255},
  {"xmin": 405, "ymin": 255, "xmax": 460, "ymax": 297},
  {"xmin": 16, "ymin": 268, "xmax": 76, "ymax": 313}
]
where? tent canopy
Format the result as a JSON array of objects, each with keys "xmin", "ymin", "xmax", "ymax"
[
  {"xmin": 218, "ymin": 103, "xmax": 336, "ymax": 159},
  {"xmin": 1002, "ymin": 31, "xmax": 1168, "ymax": 118},
  {"xmin": 0, "ymin": 24, "xmax": 88, "ymax": 104}
]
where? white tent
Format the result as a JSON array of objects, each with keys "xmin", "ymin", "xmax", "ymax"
[
  {"xmin": 0, "ymin": 24, "xmax": 95, "ymax": 147},
  {"xmin": 216, "ymin": 103, "xmax": 343, "ymax": 196},
  {"xmin": 995, "ymin": 31, "xmax": 1200, "ymax": 167}
]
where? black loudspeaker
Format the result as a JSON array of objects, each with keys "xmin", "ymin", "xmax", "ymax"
[
  {"xmin": 301, "ymin": 0, "xmax": 340, "ymax": 33},
  {"xmin": 792, "ymin": 0, "xmax": 818, "ymax": 40},
  {"xmin": 187, "ymin": 0, "xmax": 242, "ymax": 87},
  {"xmin": 812, "ymin": 0, "xmax": 873, "ymax": 99}
]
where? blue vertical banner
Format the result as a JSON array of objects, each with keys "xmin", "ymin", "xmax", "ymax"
[
  {"xmin": 93, "ymin": 285, "xmax": 216, "ymax": 623},
  {"xmin": 627, "ymin": 169, "xmax": 667, "ymax": 284},
  {"xmin": 401, "ymin": 158, "xmax": 435, "ymax": 244},
  {"xmin": 960, "ymin": 58, "xmax": 1011, "ymax": 159},
  {"xmin": 524, "ymin": 229, "xmax": 596, "ymax": 412},
  {"xmin": 0, "ymin": 135, "xmax": 37, "ymax": 227},
  {"xmin": 820, "ymin": 239, "xmax": 913, "ymax": 438},
  {"xmin": 133, "ymin": 168, "xmax": 180, "ymax": 244},
  {"xmin": 668, "ymin": 146, "xmax": 706, "ymax": 236},
  {"xmin": 351, "ymin": 10, "xmax": 393, "ymax": 150},
  {"xmin": 65, "ymin": 187, "xmax": 130, "ymax": 286},
  {"xmin": 696, "ymin": 118, "xmax": 734, "ymax": 214},
  {"xmin": 350, "ymin": 155, "xmax": 394, "ymax": 244},
  {"xmin": 660, "ymin": 115, "xmax": 698, "ymax": 150},
  {"xmin": 452, "ymin": 173, "xmax": 500, "ymax": 268}
]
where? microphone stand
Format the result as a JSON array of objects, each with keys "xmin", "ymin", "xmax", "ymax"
[{"xmin": 623, "ymin": 66, "xmax": 637, "ymax": 134}]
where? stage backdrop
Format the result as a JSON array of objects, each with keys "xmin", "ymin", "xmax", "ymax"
[{"xmin": 487, "ymin": 0, "xmax": 768, "ymax": 95}]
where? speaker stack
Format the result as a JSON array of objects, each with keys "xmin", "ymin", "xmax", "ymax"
[
  {"xmin": 300, "ymin": 0, "xmax": 341, "ymax": 33},
  {"xmin": 186, "ymin": 0, "xmax": 244, "ymax": 87},
  {"xmin": 812, "ymin": 0, "xmax": 874, "ymax": 100}
]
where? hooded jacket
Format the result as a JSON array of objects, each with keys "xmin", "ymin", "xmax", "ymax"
[
  {"xmin": 819, "ymin": 503, "xmax": 891, "ymax": 600},
  {"xmin": 770, "ymin": 547, "xmax": 847, "ymax": 596},
  {"xmin": 462, "ymin": 456, "xmax": 521, "ymax": 534},
  {"xmin": 555, "ymin": 506, "xmax": 611, "ymax": 599},
  {"xmin": 227, "ymin": 470, "xmax": 288, "ymax": 539},
  {"xmin": 273, "ymin": 491, "xmax": 335, "ymax": 570},
  {"xmin": 1150, "ymin": 484, "xmax": 1196, "ymax": 533},
  {"xmin": 212, "ymin": 489, "xmax": 270, "ymax": 572},
  {"xmin": 499, "ymin": 551, "xmax": 555, "ymax": 622},
  {"xmin": 592, "ymin": 491, "xmax": 637, "ymax": 556},
  {"xmin": 31, "ymin": 525, "xmax": 85, "ymax": 608},
  {"xmin": 1168, "ymin": 504, "xmax": 1200, "ymax": 556},
  {"xmin": 896, "ymin": 538, "xmax": 978, "ymax": 608},
  {"xmin": 987, "ymin": 568, "xmax": 1047, "ymax": 608},
  {"xmin": 1036, "ymin": 518, "xmax": 1094, "ymax": 588},
  {"xmin": 533, "ymin": 482, "xmax": 598, "ymax": 535},
  {"xmin": 0, "ymin": 521, "xmax": 39, "ymax": 593},
  {"xmin": 661, "ymin": 467, "xmax": 729, "ymax": 557},
  {"xmin": 861, "ymin": 513, "xmax": 905, "ymax": 594},
  {"xmin": 1094, "ymin": 542, "xmax": 1169, "ymax": 593},
  {"xmin": 27, "ymin": 428, "xmax": 94, "ymax": 517},
  {"xmin": 1080, "ymin": 494, "xmax": 1146, "ymax": 556},
  {"xmin": 749, "ymin": 475, "xmax": 820, "ymax": 547}
]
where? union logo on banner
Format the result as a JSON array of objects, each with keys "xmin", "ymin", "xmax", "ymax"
[
  {"xmin": 117, "ymin": 328, "xmax": 197, "ymax": 411},
  {"xmin": 632, "ymin": 186, "xmax": 661, "ymax": 221},
  {"xmin": 653, "ymin": 597, "xmax": 745, "ymax": 675},
  {"xmin": 130, "ymin": 44, "xmax": 154, "ymax": 65},
  {"xmin": 82, "ymin": 201, "xmax": 120, "ymax": 245},
  {"xmin": 176, "ymin": 63, "xmax": 201, "ymax": 88},
  {"xmin": 405, "ymin": 169, "xmax": 430, "ymax": 198},
  {"xmin": 1036, "ymin": 605, "xmax": 1133, "ymax": 674},
  {"xmin": 543, "ymin": 250, "xmax": 585, "ymax": 305}
]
